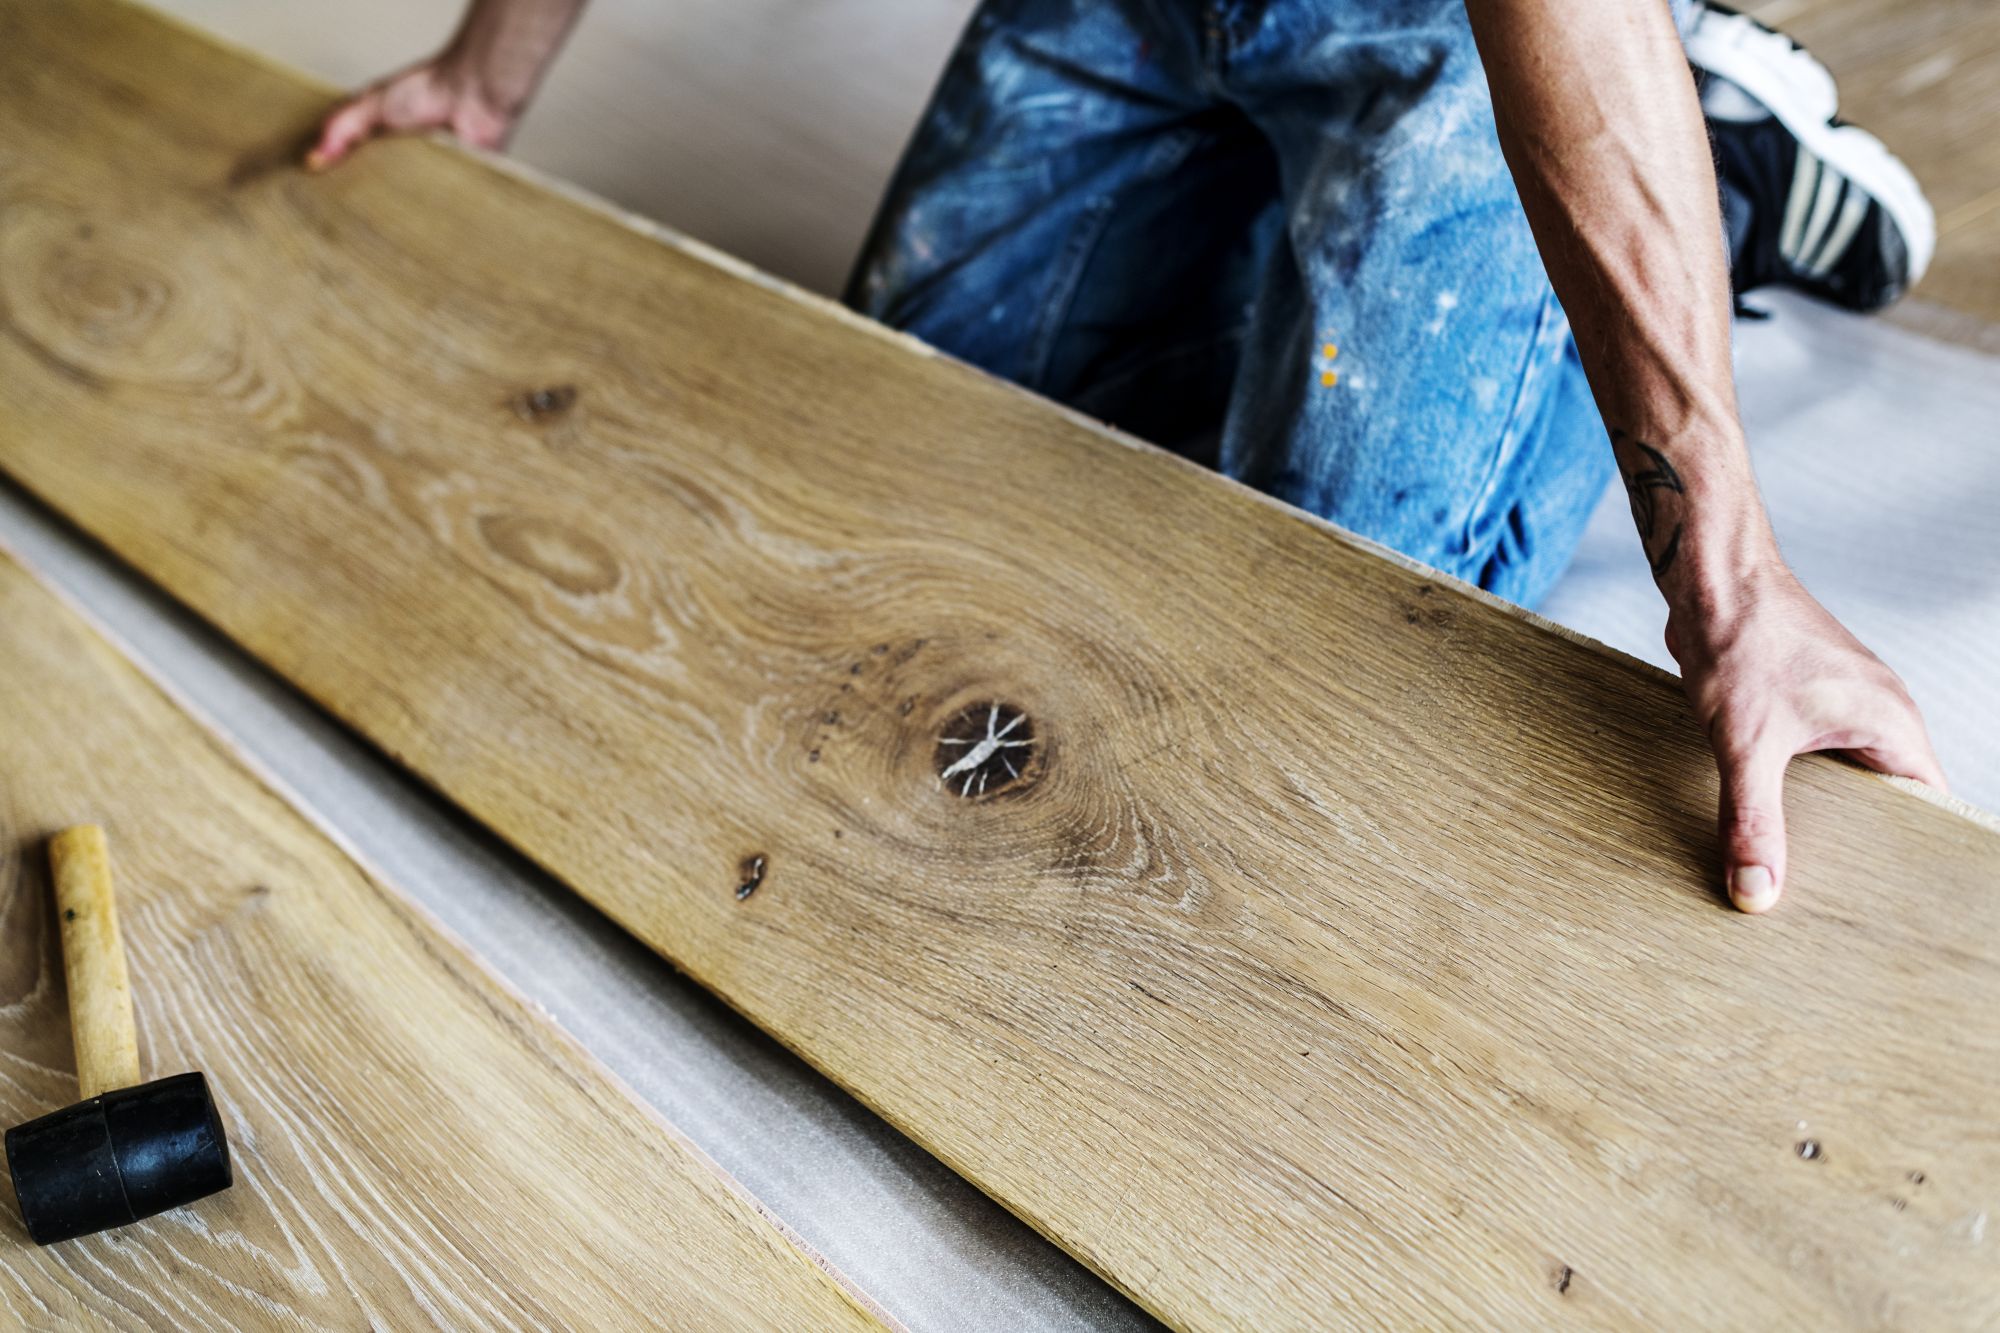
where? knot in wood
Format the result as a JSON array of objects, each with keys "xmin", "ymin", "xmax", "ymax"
[
  {"xmin": 935, "ymin": 702, "xmax": 1038, "ymax": 799},
  {"xmin": 513, "ymin": 384, "xmax": 578, "ymax": 421}
]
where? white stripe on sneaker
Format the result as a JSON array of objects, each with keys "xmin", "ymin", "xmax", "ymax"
[
  {"xmin": 1805, "ymin": 183, "xmax": 1870, "ymax": 277},
  {"xmin": 1780, "ymin": 150, "xmax": 1819, "ymax": 262},
  {"xmin": 1689, "ymin": 5, "xmax": 1935, "ymax": 282},
  {"xmin": 1794, "ymin": 161, "xmax": 1845, "ymax": 266}
]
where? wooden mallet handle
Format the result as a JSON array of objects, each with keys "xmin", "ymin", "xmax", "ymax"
[{"xmin": 49, "ymin": 827, "xmax": 141, "ymax": 1100}]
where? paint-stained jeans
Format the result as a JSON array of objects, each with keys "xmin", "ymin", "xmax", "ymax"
[{"xmin": 847, "ymin": 0, "xmax": 1697, "ymax": 607}]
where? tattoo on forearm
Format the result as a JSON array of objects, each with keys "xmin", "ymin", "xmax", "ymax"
[{"xmin": 1611, "ymin": 428, "xmax": 1685, "ymax": 578}]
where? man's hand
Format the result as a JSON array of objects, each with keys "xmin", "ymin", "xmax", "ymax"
[
  {"xmin": 304, "ymin": 0, "xmax": 586, "ymax": 171},
  {"xmin": 307, "ymin": 58, "xmax": 518, "ymax": 170},
  {"xmin": 1667, "ymin": 562, "xmax": 1947, "ymax": 913},
  {"xmin": 1466, "ymin": 0, "xmax": 1946, "ymax": 911}
]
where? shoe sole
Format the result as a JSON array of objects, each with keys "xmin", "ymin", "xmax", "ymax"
[{"xmin": 1686, "ymin": 14, "xmax": 1936, "ymax": 285}]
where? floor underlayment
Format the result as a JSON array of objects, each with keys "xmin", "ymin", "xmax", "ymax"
[{"xmin": 8, "ymin": 2, "xmax": 1992, "ymax": 1327}]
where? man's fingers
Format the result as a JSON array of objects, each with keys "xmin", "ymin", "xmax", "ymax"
[
  {"xmin": 1716, "ymin": 734, "xmax": 1792, "ymax": 914},
  {"xmin": 306, "ymin": 91, "xmax": 383, "ymax": 171},
  {"xmin": 1845, "ymin": 732, "xmax": 1950, "ymax": 795},
  {"xmin": 306, "ymin": 71, "xmax": 503, "ymax": 168}
]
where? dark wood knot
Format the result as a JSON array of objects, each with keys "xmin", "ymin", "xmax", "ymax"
[
  {"xmin": 512, "ymin": 384, "xmax": 578, "ymax": 421},
  {"xmin": 934, "ymin": 702, "xmax": 1040, "ymax": 799}
]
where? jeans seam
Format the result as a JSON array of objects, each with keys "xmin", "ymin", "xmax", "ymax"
[
  {"xmin": 1460, "ymin": 288, "xmax": 1565, "ymax": 560},
  {"xmin": 1023, "ymin": 128, "xmax": 1204, "ymax": 388}
]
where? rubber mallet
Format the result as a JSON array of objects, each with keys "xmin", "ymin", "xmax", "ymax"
[{"xmin": 6, "ymin": 826, "xmax": 232, "ymax": 1244}]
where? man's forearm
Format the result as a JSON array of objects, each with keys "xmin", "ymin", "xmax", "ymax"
[
  {"xmin": 1463, "ymin": 0, "xmax": 1945, "ymax": 914},
  {"xmin": 1464, "ymin": 0, "xmax": 1777, "ymax": 620}
]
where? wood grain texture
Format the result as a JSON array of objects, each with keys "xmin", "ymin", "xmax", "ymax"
[
  {"xmin": 0, "ymin": 554, "xmax": 887, "ymax": 1325},
  {"xmin": 2, "ymin": 1, "xmax": 1998, "ymax": 1327},
  {"xmin": 1741, "ymin": 0, "xmax": 2000, "ymax": 329}
]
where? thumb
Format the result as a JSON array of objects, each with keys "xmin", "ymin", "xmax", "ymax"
[
  {"xmin": 1716, "ymin": 732, "xmax": 1792, "ymax": 914},
  {"xmin": 306, "ymin": 90, "xmax": 383, "ymax": 171}
]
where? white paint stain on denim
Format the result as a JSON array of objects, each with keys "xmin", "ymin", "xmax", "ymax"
[{"xmin": 1427, "ymin": 290, "xmax": 1460, "ymax": 336}]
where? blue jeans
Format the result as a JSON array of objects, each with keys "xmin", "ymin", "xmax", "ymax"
[{"xmin": 848, "ymin": 0, "xmax": 1694, "ymax": 607}]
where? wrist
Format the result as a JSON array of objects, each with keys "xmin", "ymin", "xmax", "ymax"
[
  {"xmin": 441, "ymin": 1, "xmax": 579, "ymax": 114},
  {"xmin": 1661, "ymin": 517, "xmax": 1789, "ymax": 654},
  {"xmin": 1670, "ymin": 497, "xmax": 1782, "ymax": 597},
  {"xmin": 436, "ymin": 40, "xmax": 537, "ymax": 115},
  {"xmin": 1609, "ymin": 413, "xmax": 1788, "ymax": 633}
]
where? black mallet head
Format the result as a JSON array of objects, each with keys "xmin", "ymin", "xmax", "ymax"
[
  {"xmin": 10, "ymin": 827, "xmax": 235, "ymax": 1245},
  {"xmin": 6, "ymin": 1071, "xmax": 232, "ymax": 1245}
]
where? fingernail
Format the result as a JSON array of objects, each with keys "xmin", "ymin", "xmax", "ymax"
[{"xmin": 1730, "ymin": 864, "xmax": 1778, "ymax": 913}]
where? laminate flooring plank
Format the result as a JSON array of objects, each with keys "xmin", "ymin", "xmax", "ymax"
[
  {"xmin": 0, "ymin": 556, "xmax": 886, "ymax": 1326},
  {"xmin": 2, "ymin": 1, "xmax": 1998, "ymax": 1327}
]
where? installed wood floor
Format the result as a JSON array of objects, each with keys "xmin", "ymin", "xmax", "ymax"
[
  {"xmin": 0, "ymin": 552, "xmax": 886, "ymax": 1327},
  {"xmin": 3, "ymin": 1, "xmax": 1998, "ymax": 1328}
]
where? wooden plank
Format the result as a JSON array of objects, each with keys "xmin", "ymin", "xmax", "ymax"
[
  {"xmin": 0, "ymin": 551, "xmax": 887, "ymax": 1324},
  {"xmin": 3, "ymin": 0, "xmax": 1999, "ymax": 1326},
  {"xmin": 1741, "ymin": 0, "xmax": 2000, "ymax": 330}
]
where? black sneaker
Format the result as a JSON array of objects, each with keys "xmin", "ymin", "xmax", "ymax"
[{"xmin": 1687, "ymin": 2, "xmax": 1933, "ymax": 312}]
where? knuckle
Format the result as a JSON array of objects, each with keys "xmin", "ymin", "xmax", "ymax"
[{"xmin": 1728, "ymin": 804, "xmax": 1782, "ymax": 842}]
